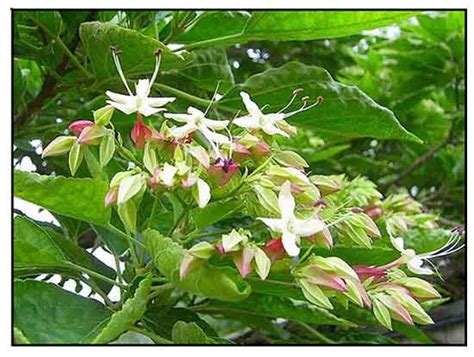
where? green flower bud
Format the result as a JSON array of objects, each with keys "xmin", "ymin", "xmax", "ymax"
[
  {"xmin": 41, "ymin": 136, "xmax": 76, "ymax": 158},
  {"xmin": 274, "ymin": 150, "xmax": 308, "ymax": 169},
  {"xmin": 254, "ymin": 247, "xmax": 271, "ymax": 280},
  {"xmin": 68, "ymin": 141, "xmax": 83, "ymax": 176},
  {"xmin": 188, "ymin": 241, "xmax": 215, "ymax": 260},
  {"xmin": 99, "ymin": 133, "xmax": 115, "ymax": 167},
  {"xmin": 94, "ymin": 105, "xmax": 114, "ymax": 127},
  {"xmin": 143, "ymin": 142, "xmax": 158, "ymax": 174},
  {"xmin": 117, "ymin": 199, "xmax": 137, "ymax": 233}
]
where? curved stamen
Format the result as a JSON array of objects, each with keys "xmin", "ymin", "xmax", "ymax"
[
  {"xmin": 147, "ymin": 50, "xmax": 162, "ymax": 95},
  {"xmin": 111, "ymin": 49, "xmax": 133, "ymax": 96},
  {"xmin": 203, "ymin": 81, "xmax": 221, "ymax": 117},
  {"xmin": 278, "ymin": 88, "xmax": 304, "ymax": 113},
  {"xmin": 284, "ymin": 97, "xmax": 322, "ymax": 119}
]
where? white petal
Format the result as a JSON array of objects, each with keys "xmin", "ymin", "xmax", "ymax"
[
  {"xmin": 159, "ymin": 163, "xmax": 178, "ymax": 187},
  {"xmin": 200, "ymin": 127, "xmax": 230, "ymax": 144},
  {"xmin": 257, "ymin": 218, "xmax": 284, "ymax": 233},
  {"xmin": 202, "ymin": 118, "xmax": 229, "ymax": 130},
  {"xmin": 262, "ymin": 123, "xmax": 290, "ymax": 137},
  {"xmin": 282, "ymin": 231, "xmax": 300, "ymax": 257},
  {"xmin": 188, "ymin": 106, "xmax": 205, "ymax": 117},
  {"xmin": 106, "ymin": 100, "xmax": 137, "ymax": 115},
  {"xmin": 106, "ymin": 91, "xmax": 133, "ymax": 104},
  {"xmin": 164, "ymin": 113, "xmax": 195, "ymax": 123},
  {"xmin": 293, "ymin": 218, "xmax": 325, "ymax": 237},
  {"xmin": 232, "ymin": 115, "xmax": 261, "ymax": 129},
  {"xmin": 407, "ymin": 257, "xmax": 433, "ymax": 275},
  {"xmin": 135, "ymin": 79, "xmax": 150, "ymax": 98},
  {"xmin": 138, "ymin": 104, "xmax": 167, "ymax": 117},
  {"xmin": 240, "ymin": 92, "xmax": 262, "ymax": 117},
  {"xmin": 266, "ymin": 113, "xmax": 286, "ymax": 122},
  {"xmin": 278, "ymin": 181, "xmax": 295, "ymax": 223},
  {"xmin": 392, "ymin": 237, "xmax": 405, "ymax": 252},
  {"xmin": 146, "ymin": 96, "xmax": 176, "ymax": 108},
  {"xmin": 196, "ymin": 179, "xmax": 211, "ymax": 208},
  {"xmin": 189, "ymin": 146, "xmax": 210, "ymax": 168},
  {"xmin": 170, "ymin": 123, "xmax": 197, "ymax": 139}
]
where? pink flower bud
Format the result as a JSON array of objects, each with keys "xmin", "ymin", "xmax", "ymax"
[
  {"xmin": 214, "ymin": 243, "xmax": 226, "ymax": 256},
  {"xmin": 208, "ymin": 158, "xmax": 239, "ymax": 187},
  {"xmin": 77, "ymin": 124, "xmax": 107, "ymax": 145},
  {"xmin": 131, "ymin": 117, "xmax": 152, "ymax": 149},
  {"xmin": 312, "ymin": 227, "xmax": 333, "ymax": 249},
  {"xmin": 353, "ymin": 265, "xmax": 386, "ymax": 281},
  {"xmin": 232, "ymin": 246, "xmax": 255, "ymax": 278},
  {"xmin": 365, "ymin": 206, "xmax": 383, "ymax": 220},
  {"xmin": 149, "ymin": 167, "xmax": 161, "ymax": 191},
  {"xmin": 232, "ymin": 139, "xmax": 251, "ymax": 162},
  {"xmin": 306, "ymin": 266, "xmax": 347, "ymax": 292},
  {"xmin": 69, "ymin": 120, "xmax": 94, "ymax": 136},
  {"xmin": 104, "ymin": 186, "xmax": 118, "ymax": 207},
  {"xmin": 250, "ymin": 141, "xmax": 271, "ymax": 161},
  {"xmin": 179, "ymin": 254, "xmax": 195, "ymax": 280},
  {"xmin": 264, "ymin": 238, "xmax": 286, "ymax": 262}
]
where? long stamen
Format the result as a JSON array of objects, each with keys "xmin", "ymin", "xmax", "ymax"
[
  {"xmin": 203, "ymin": 81, "xmax": 221, "ymax": 117},
  {"xmin": 111, "ymin": 48, "xmax": 133, "ymax": 96},
  {"xmin": 418, "ymin": 232, "xmax": 464, "ymax": 259},
  {"xmin": 278, "ymin": 88, "xmax": 304, "ymax": 113},
  {"xmin": 284, "ymin": 96, "xmax": 324, "ymax": 119},
  {"xmin": 147, "ymin": 49, "xmax": 162, "ymax": 95}
]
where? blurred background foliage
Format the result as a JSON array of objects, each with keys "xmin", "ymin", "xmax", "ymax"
[{"xmin": 13, "ymin": 10, "xmax": 465, "ymax": 344}]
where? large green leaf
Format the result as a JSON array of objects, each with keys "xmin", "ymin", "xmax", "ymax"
[
  {"xmin": 242, "ymin": 11, "xmax": 417, "ymax": 41},
  {"xmin": 162, "ymin": 47, "xmax": 235, "ymax": 92},
  {"xmin": 171, "ymin": 321, "xmax": 214, "ymax": 344},
  {"xmin": 14, "ymin": 216, "xmax": 116, "ymax": 293},
  {"xmin": 144, "ymin": 307, "xmax": 217, "ymax": 341},
  {"xmin": 182, "ymin": 11, "xmax": 416, "ymax": 48},
  {"xmin": 144, "ymin": 229, "xmax": 250, "ymax": 302},
  {"xmin": 14, "ymin": 280, "xmax": 112, "ymax": 344},
  {"xmin": 79, "ymin": 21, "xmax": 191, "ymax": 84},
  {"xmin": 219, "ymin": 62, "xmax": 421, "ymax": 143},
  {"xmin": 197, "ymin": 294, "xmax": 356, "ymax": 327},
  {"xmin": 190, "ymin": 198, "xmax": 242, "ymax": 230},
  {"xmin": 14, "ymin": 170, "xmax": 111, "ymax": 225},
  {"xmin": 316, "ymin": 246, "xmax": 399, "ymax": 266},
  {"xmin": 14, "ymin": 216, "xmax": 68, "ymax": 273},
  {"xmin": 176, "ymin": 11, "xmax": 250, "ymax": 44},
  {"xmin": 93, "ymin": 275, "xmax": 152, "ymax": 344}
]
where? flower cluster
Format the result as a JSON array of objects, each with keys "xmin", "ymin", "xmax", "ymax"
[{"xmin": 42, "ymin": 50, "xmax": 464, "ymax": 330}]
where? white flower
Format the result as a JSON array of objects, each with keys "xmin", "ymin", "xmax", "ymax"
[
  {"xmin": 257, "ymin": 180, "xmax": 325, "ymax": 257},
  {"xmin": 391, "ymin": 231, "xmax": 464, "ymax": 275},
  {"xmin": 159, "ymin": 163, "xmax": 178, "ymax": 187},
  {"xmin": 106, "ymin": 50, "xmax": 175, "ymax": 116},
  {"xmin": 165, "ymin": 106, "xmax": 229, "ymax": 154},
  {"xmin": 233, "ymin": 92, "xmax": 290, "ymax": 137},
  {"xmin": 195, "ymin": 178, "xmax": 211, "ymax": 208}
]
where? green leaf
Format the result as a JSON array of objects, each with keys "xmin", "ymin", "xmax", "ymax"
[
  {"xmin": 220, "ymin": 62, "xmax": 421, "ymax": 143},
  {"xmin": 143, "ymin": 307, "xmax": 217, "ymax": 341},
  {"xmin": 79, "ymin": 21, "xmax": 191, "ymax": 83},
  {"xmin": 14, "ymin": 216, "xmax": 116, "ymax": 293},
  {"xmin": 242, "ymin": 11, "xmax": 417, "ymax": 41},
  {"xmin": 190, "ymin": 198, "xmax": 242, "ymax": 230},
  {"xmin": 199, "ymin": 294, "xmax": 356, "ymax": 327},
  {"xmin": 145, "ymin": 229, "xmax": 250, "ymax": 302},
  {"xmin": 14, "ymin": 170, "xmax": 111, "ymax": 225},
  {"xmin": 14, "ymin": 280, "xmax": 112, "ymax": 344},
  {"xmin": 176, "ymin": 11, "xmax": 250, "ymax": 44},
  {"xmin": 163, "ymin": 47, "xmax": 235, "ymax": 92},
  {"xmin": 93, "ymin": 275, "xmax": 153, "ymax": 344},
  {"xmin": 172, "ymin": 321, "xmax": 214, "ymax": 344}
]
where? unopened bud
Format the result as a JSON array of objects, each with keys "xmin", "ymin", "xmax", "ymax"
[
  {"xmin": 208, "ymin": 158, "xmax": 239, "ymax": 187},
  {"xmin": 69, "ymin": 120, "xmax": 94, "ymax": 136},
  {"xmin": 94, "ymin": 105, "xmax": 114, "ymax": 127},
  {"xmin": 188, "ymin": 241, "xmax": 215, "ymax": 260},
  {"xmin": 41, "ymin": 136, "xmax": 76, "ymax": 158},
  {"xmin": 131, "ymin": 117, "xmax": 152, "ymax": 149},
  {"xmin": 77, "ymin": 125, "xmax": 108, "ymax": 145},
  {"xmin": 250, "ymin": 141, "xmax": 271, "ymax": 161},
  {"xmin": 264, "ymin": 238, "xmax": 285, "ymax": 262},
  {"xmin": 274, "ymin": 150, "xmax": 309, "ymax": 169},
  {"xmin": 104, "ymin": 186, "xmax": 118, "ymax": 207}
]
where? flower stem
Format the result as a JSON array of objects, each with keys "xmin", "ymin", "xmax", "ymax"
[{"xmin": 68, "ymin": 262, "xmax": 126, "ymax": 289}]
